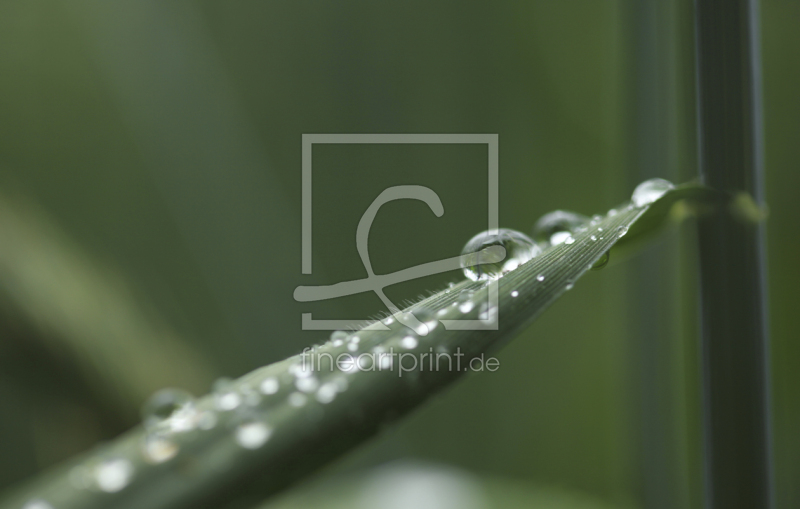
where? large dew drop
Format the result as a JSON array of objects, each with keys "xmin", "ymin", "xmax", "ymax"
[
  {"xmin": 460, "ymin": 229, "xmax": 540, "ymax": 281},
  {"xmin": 631, "ymin": 178, "xmax": 675, "ymax": 207},
  {"xmin": 532, "ymin": 210, "xmax": 590, "ymax": 246},
  {"xmin": 141, "ymin": 388, "xmax": 196, "ymax": 433}
]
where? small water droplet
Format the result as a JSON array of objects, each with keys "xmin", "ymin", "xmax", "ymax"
[
  {"xmin": 457, "ymin": 290, "xmax": 475, "ymax": 313},
  {"xmin": 236, "ymin": 420, "xmax": 271, "ymax": 449},
  {"xmin": 591, "ymin": 214, "xmax": 603, "ymax": 224},
  {"xmin": 478, "ymin": 302, "xmax": 498, "ymax": 322},
  {"xmin": 347, "ymin": 342, "xmax": 359, "ymax": 352},
  {"xmin": 316, "ymin": 382, "xmax": 338, "ymax": 404},
  {"xmin": 288, "ymin": 392, "xmax": 307, "ymax": 407},
  {"xmin": 631, "ymin": 178, "xmax": 675, "ymax": 207},
  {"xmin": 608, "ymin": 208, "xmax": 618, "ymax": 216},
  {"xmin": 330, "ymin": 330, "xmax": 348, "ymax": 341},
  {"xmin": 565, "ymin": 281, "xmax": 575, "ymax": 291},
  {"xmin": 401, "ymin": 335, "xmax": 418, "ymax": 349},
  {"xmin": 382, "ymin": 316, "xmax": 395, "ymax": 326},
  {"xmin": 260, "ymin": 377, "xmax": 280, "ymax": 395},
  {"xmin": 536, "ymin": 274, "xmax": 545, "ymax": 282},
  {"xmin": 617, "ymin": 225, "xmax": 629, "ymax": 237},
  {"xmin": 240, "ymin": 385, "xmax": 261, "ymax": 406},
  {"xmin": 591, "ymin": 251, "xmax": 610, "ymax": 270},
  {"xmin": 95, "ymin": 458, "xmax": 134, "ymax": 493},
  {"xmin": 461, "ymin": 229, "xmax": 541, "ymax": 281},
  {"xmin": 296, "ymin": 376, "xmax": 319, "ymax": 393},
  {"xmin": 437, "ymin": 308, "xmax": 449, "ymax": 317},
  {"xmin": 142, "ymin": 434, "xmax": 179, "ymax": 464},
  {"xmin": 597, "ymin": 227, "xmax": 603, "ymax": 232},
  {"xmin": 532, "ymin": 210, "xmax": 590, "ymax": 246},
  {"xmin": 590, "ymin": 235, "xmax": 597, "ymax": 241},
  {"xmin": 197, "ymin": 411, "xmax": 217, "ymax": 430},
  {"xmin": 510, "ymin": 290, "xmax": 519, "ymax": 297},
  {"xmin": 141, "ymin": 389, "xmax": 196, "ymax": 432},
  {"xmin": 213, "ymin": 378, "xmax": 241, "ymax": 411},
  {"xmin": 378, "ymin": 354, "xmax": 393, "ymax": 370}
]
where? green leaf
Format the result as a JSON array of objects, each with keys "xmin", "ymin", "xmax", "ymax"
[{"xmin": 0, "ymin": 183, "xmax": 713, "ymax": 509}]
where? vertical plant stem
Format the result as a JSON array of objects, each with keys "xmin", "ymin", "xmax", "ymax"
[{"xmin": 693, "ymin": 1, "xmax": 773, "ymax": 508}]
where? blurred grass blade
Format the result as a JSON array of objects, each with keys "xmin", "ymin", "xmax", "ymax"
[{"xmin": 0, "ymin": 183, "xmax": 716, "ymax": 509}]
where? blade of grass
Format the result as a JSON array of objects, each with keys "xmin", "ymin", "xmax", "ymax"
[{"xmin": 0, "ymin": 184, "xmax": 716, "ymax": 509}]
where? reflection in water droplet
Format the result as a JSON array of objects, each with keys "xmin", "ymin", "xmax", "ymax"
[
  {"xmin": 213, "ymin": 378, "xmax": 242, "ymax": 411},
  {"xmin": 143, "ymin": 434, "xmax": 179, "ymax": 464},
  {"xmin": 461, "ymin": 229, "xmax": 540, "ymax": 281},
  {"xmin": 590, "ymin": 235, "xmax": 597, "ymax": 241},
  {"xmin": 510, "ymin": 290, "xmax": 519, "ymax": 298},
  {"xmin": 631, "ymin": 178, "xmax": 675, "ymax": 207},
  {"xmin": 95, "ymin": 458, "xmax": 134, "ymax": 493},
  {"xmin": 141, "ymin": 389, "xmax": 196, "ymax": 432},
  {"xmin": 536, "ymin": 274, "xmax": 545, "ymax": 282},
  {"xmin": 236, "ymin": 421, "xmax": 271, "ymax": 449},
  {"xmin": 591, "ymin": 251, "xmax": 610, "ymax": 270},
  {"xmin": 260, "ymin": 377, "xmax": 280, "ymax": 395},
  {"xmin": 617, "ymin": 225, "xmax": 629, "ymax": 238},
  {"xmin": 532, "ymin": 210, "xmax": 590, "ymax": 246},
  {"xmin": 565, "ymin": 281, "xmax": 575, "ymax": 291}
]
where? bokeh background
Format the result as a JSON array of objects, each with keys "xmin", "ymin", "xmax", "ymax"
[{"xmin": 0, "ymin": 1, "xmax": 797, "ymax": 508}]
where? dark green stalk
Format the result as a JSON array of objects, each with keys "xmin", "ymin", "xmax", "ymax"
[{"xmin": 693, "ymin": 1, "xmax": 773, "ymax": 508}]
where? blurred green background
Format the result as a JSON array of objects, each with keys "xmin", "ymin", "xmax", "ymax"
[{"xmin": 0, "ymin": 1, "xmax": 797, "ymax": 508}]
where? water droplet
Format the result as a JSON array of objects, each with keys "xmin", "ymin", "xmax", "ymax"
[
  {"xmin": 143, "ymin": 434, "xmax": 179, "ymax": 464},
  {"xmin": 565, "ymin": 281, "xmax": 575, "ymax": 291},
  {"xmin": 597, "ymin": 227, "xmax": 603, "ymax": 232},
  {"xmin": 532, "ymin": 210, "xmax": 590, "ymax": 246},
  {"xmin": 591, "ymin": 214, "xmax": 603, "ymax": 224},
  {"xmin": 95, "ymin": 458, "xmax": 134, "ymax": 493},
  {"xmin": 141, "ymin": 389, "xmax": 196, "ymax": 432},
  {"xmin": 590, "ymin": 235, "xmax": 597, "ymax": 241},
  {"xmin": 316, "ymin": 382, "xmax": 338, "ymax": 404},
  {"xmin": 401, "ymin": 335, "xmax": 418, "ymax": 349},
  {"xmin": 22, "ymin": 500, "xmax": 52, "ymax": 509},
  {"xmin": 436, "ymin": 308, "xmax": 449, "ymax": 317},
  {"xmin": 631, "ymin": 178, "xmax": 675, "ymax": 207},
  {"xmin": 536, "ymin": 274, "xmax": 545, "ymax": 282},
  {"xmin": 608, "ymin": 208, "xmax": 618, "ymax": 216},
  {"xmin": 382, "ymin": 316, "xmax": 395, "ymax": 326},
  {"xmin": 240, "ymin": 385, "xmax": 262, "ymax": 406},
  {"xmin": 213, "ymin": 378, "xmax": 242, "ymax": 411},
  {"xmin": 378, "ymin": 354, "xmax": 393, "ymax": 370},
  {"xmin": 236, "ymin": 420, "xmax": 271, "ymax": 449},
  {"xmin": 197, "ymin": 411, "xmax": 217, "ymax": 430},
  {"xmin": 461, "ymin": 229, "xmax": 540, "ymax": 281},
  {"xmin": 409, "ymin": 308, "xmax": 438, "ymax": 335},
  {"xmin": 617, "ymin": 225, "xmax": 629, "ymax": 238},
  {"xmin": 288, "ymin": 392, "xmax": 307, "ymax": 407},
  {"xmin": 457, "ymin": 290, "xmax": 475, "ymax": 313},
  {"xmin": 591, "ymin": 251, "xmax": 610, "ymax": 270},
  {"xmin": 347, "ymin": 342, "xmax": 359, "ymax": 352},
  {"xmin": 260, "ymin": 377, "xmax": 280, "ymax": 395},
  {"xmin": 330, "ymin": 330, "xmax": 348, "ymax": 341},
  {"xmin": 563, "ymin": 235, "xmax": 575, "ymax": 245},
  {"xmin": 478, "ymin": 302, "xmax": 498, "ymax": 322},
  {"xmin": 510, "ymin": 290, "xmax": 519, "ymax": 298},
  {"xmin": 295, "ymin": 376, "xmax": 319, "ymax": 393}
]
